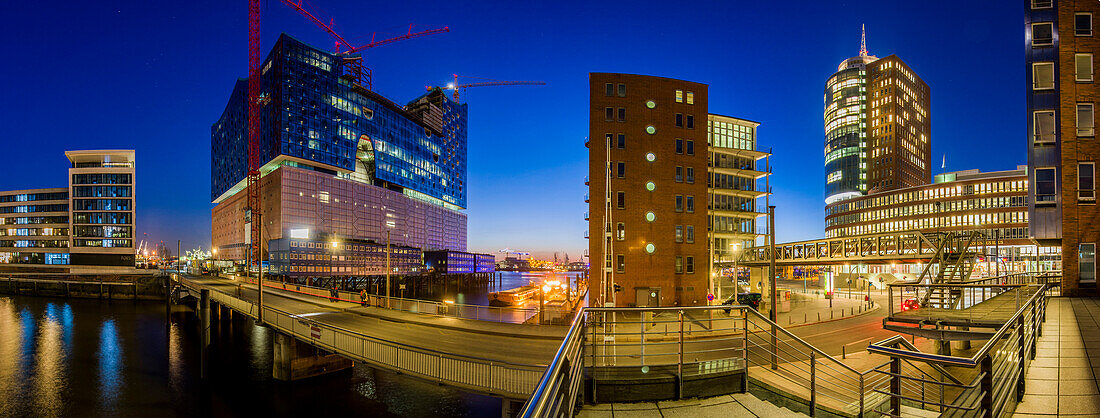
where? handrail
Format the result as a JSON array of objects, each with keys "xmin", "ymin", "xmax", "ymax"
[
  {"xmin": 742, "ymin": 306, "xmax": 862, "ymax": 374},
  {"xmin": 519, "ymin": 304, "xmax": 588, "ymax": 417}
]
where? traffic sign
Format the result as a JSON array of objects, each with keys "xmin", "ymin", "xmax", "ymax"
[{"xmin": 707, "ymin": 293, "xmax": 715, "ymax": 302}]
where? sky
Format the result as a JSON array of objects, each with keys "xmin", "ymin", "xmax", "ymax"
[{"xmin": 0, "ymin": 1, "xmax": 1025, "ymax": 260}]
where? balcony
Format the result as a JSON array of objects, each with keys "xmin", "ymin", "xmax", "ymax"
[
  {"xmin": 584, "ymin": 230, "xmax": 589, "ymax": 239},
  {"xmin": 584, "ymin": 211, "xmax": 589, "ymax": 221},
  {"xmin": 584, "ymin": 175, "xmax": 589, "ymax": 186},
  {"xmin": 584, "ymin": 137, "xmax": 590, "ymax": 148},
  {"xmin": 584, "ymin": 192, "xmax": 590, "ymax": 203}
]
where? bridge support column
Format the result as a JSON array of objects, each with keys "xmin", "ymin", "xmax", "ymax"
[
  {"xmin": 500, "ymin": 398, "xmax": 524, "ymax": 418},
  {"xmin": 936, "ymin": 340, "xmax": 952, "ymax": 356},
  {"xmin": 272, "ymin": 332, "xmax": 353, "ymax": 381},
  {"xmin": 957, "ymin": 327, "xmax": 972, "ymax": 350}
]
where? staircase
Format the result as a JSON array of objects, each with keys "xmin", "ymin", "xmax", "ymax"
[{"xmin": 917, "ymin": 231, "xmax": 982, "ymax": 309}]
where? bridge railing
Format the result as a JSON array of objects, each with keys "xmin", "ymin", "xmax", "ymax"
[
  {"xmin": 185, "ymin": 278, "xmax": 547, "ymax": 399},
  {"xmin": 867, "ymin": 280, "xmax": 1053, "ymax": 417},
  {"xmin": 886, "ymin": 272, "xmax": 1051, "ymax": 321},
  {"xmin": 738, "ymin": 229, "xmax": 939, "ymax": 266},
  {"xmin": 521, "ymin": 305, "xmax": 881, "ymax": 417},
  {"xmin": 225, "ymin": 275, "xmax": 567, "ymax": 325}
]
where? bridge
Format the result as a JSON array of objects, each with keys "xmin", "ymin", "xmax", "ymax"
[
  {"xmin": 172, "ymin": 274, "xmax": 558, "ymax": 403},
  {"xmin": 736, "ymin": 230, "xmax": 1003, "ymax": 267}
]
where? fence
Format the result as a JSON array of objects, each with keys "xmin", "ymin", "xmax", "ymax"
[{"xmin": 181, "ymin": 277, "xmax": 546, "ymax": 399}]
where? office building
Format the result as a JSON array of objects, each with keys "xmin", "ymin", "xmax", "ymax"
[
  {"xmin": 588, "ymin": 73, "xmax": 770, "ymax": 308},
  {"xmin": 211, "ymin": 34, "xmax": 469, "ymax": 277},
  {"xmin": 1026, "ymin": 0, "xmax": 1100, "ymax": 295},
  {"xmin": 825, "ymin": 29, "xmax": 930, "ymax": 204},
  {"xmin": 0, "ymin": 150, "xmax": 137, "ymax": 274}
]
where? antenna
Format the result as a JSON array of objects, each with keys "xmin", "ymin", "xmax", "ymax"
[{"xmin": 860, "ymin": 24, "xmax": 868, "ymax": 57}]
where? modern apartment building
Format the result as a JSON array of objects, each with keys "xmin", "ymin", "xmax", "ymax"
[
  {"xmin": 588, "ymin": 73, "xmax": 770, "ymax": 307},
  {"xmin": 0, "ymin": 150, "xmax": 137, "ymax": 274},
  {"xmin": 1026, "ymin": 0, "xmax": 1100, "ymax": 295},
  {"xmin": 824, "ymin": 31, "xmax": 930, "ymax": 204},
  {"xmin": 211, "ymin": 34, "xmax": 469, "ymax": 277}
]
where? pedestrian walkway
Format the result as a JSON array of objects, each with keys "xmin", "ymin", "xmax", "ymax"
[
  {"xmin": 1013, "ymin": 298, "xmax": 1100, "ymax": 416},
  {"xmin": 576, "ymin": 392, "xmax": 807, "ymax": 417}
]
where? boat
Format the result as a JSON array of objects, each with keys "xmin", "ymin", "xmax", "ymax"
[{"xmin": 488, "ymin": 285, "xmax": 540, "ymax": 307}]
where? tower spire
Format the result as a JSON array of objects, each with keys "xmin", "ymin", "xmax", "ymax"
[{"xmin": 859, "ymin": 24, "xmax": 868, "ymax": 57}]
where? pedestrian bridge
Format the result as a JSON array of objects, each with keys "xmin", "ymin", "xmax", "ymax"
[{"xmin": 737, "ymin": 230, "xmax": 987, "ymax": 267}]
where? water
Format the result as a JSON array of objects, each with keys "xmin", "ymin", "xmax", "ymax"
[
  {"xmin": 0, "ymin": 295, "xmax": 503, "ymax": 417},
  {"xmin": 405, "ymin": 271, "xmax": 585, "ymax": 307}
]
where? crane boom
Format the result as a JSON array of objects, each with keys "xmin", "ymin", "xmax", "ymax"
[
  {"xmin": 344, "ymin": 25, "xmax": 450, "ymax": 54},
  {"xmin": 435, "ymin": 74, "xmax": 546, "ymax": 101},
  {"xmin": 279, "ymin": 0, "xmax": 354, "ymax": 52}
]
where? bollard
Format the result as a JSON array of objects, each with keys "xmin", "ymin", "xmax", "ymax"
[{"xmin": 818, "ymin": 312, "xmax": 821, "ymax": 322}]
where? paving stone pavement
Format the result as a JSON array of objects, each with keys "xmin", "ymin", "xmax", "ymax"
[
  {"xmin": 1013, "ymin": 298, "xmax": 1100, "ymax": 417},
  {"xmin": 576, "ymin": 392, "xmax": 807, "ymax": 417}
]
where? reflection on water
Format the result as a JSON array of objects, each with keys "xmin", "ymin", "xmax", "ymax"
[
  {"xmin": 0, "ymin": 295, "xmax": 499, "ymax": 417},
  {"xmin": 99, "ymin": 319, "xmax": 122, "ymax": 411}
]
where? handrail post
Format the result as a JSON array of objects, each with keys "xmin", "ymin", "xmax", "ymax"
[
  {"xmin": 981, "ymin": 355, "xmax": 993, "ymax": 418},
  {"xmin": 809, "ymin": 351, "xmax": 817, "ymax": 417},
  {"xmin": 890, "ymin": 356, "xmax": 901, "ymax": 416},
  {"xmin": 859, "ymin": 374, "xmax": 865, "ymax": 418},
  {"xmin": 678, "ymin": 309, "xmax": 684, "ymax": 400},
  {"xmin": 1017, "ymin": 315, "xmax": 1026, "ymax": 401}
]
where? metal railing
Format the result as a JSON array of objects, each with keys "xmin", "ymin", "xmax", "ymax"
[
  {"xmin": 220, "ymin": 275, "xmax": 571, "ymax": 325},
  {"xmin": 867, "ymin": 279, "xmax": 1053, "ymax": 417},
  {"xmin": 521, "ymin": 305, "xmax": 882, "ymax": 417},
  {"xmin": 178, "ymin": 276, "xmax": 546, "ymax": 398}
]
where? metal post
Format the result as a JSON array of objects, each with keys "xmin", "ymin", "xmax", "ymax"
[
  {"xmin": 980, "ymin": 354, "xmax": 993, "ymax": 418},
  {"xmin": 890, "ymin": 357, "xmax": 901, "ymax": 416},
  {"xmin": 768, "ymin": 206, "xmax": 777, "ymax": 371},
  {"xmin": 200, "ymin": 288, "xmax": 210, "ymax": 379},
  {"xmin": 810, "ymin": 351, "xmax": 817, "ymax": 417},
  {"xmin": 177, "ymin": 240, "xmax": 181, "ymax": 274},
  {"xmin": 386, "ymin": 231, "xmax": 391, "ymax": 309},
  {"xmin": 677, "ymin": 309, "xmax": 684, "ymax": 399},
  {"xmin": 538, "ymin": 286, "xmax": 545, "ymax": 325},
  {"xmin": 1017, "ymin": 315, "xmax": 1027, "ymax": 401},
  {"xmin": 257, "ymin": 213, "xmax": 263, "ymax": 324}
]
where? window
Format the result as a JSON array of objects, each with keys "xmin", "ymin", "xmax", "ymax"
[
  {"xmin": 1078, "ymin": 103, "xmax": 1094, "ymax": 136},
  {"xmin": 675, "ymin": 256, "xmax": 683, "ymax": 273},
  {"xmin": 617, "ymin": 108, "xmax": 626, "ymax": 122},
  {"xmin": 675, "ymin": 225, "xmax": 683, "ymax": 243},
  {"xmin": 1080, "ymin": 162, "xmax": 1095, "ymax": 201},
  {"xmin": 617, "ymin": 161, "xmax": 625, "ymax": 178},
  {"xmin": 617, "ymin": 134, "xmax": 626, "ymax": 149},
  {"xmin": 686, "ymin": 226, "xmax": 694, "ymax": 243},
  {"xmin": 1077, "ymin": 13, "xmax": 1093, "ymax": 36},
  {"xmin": 1033, "ymin": 62, "xmax": 1055, "ymax": 90},
  {"xmin": 1032, "ymin": 0, "xmax": 1052, "ymax": 9},
  {"xmin": 685, "ymin": 256, "xmax": 694, "ymax": 273},
  {"xmin": 605, "ymin": 133, "xmax": 613, "ymax": 148},
  {"xmin": 605, "ymin": 83, "xmax": 614, "ymax": 96},
  {"xmin": 686, "ymin": 196, "xmax": 694, "ymax": 213},
  {"xmin": 1078, "ymin": 54, "xmax": 1094, "ymax": 82},
  {"xmin": 1032, "ymin": 23, "xmax": 1054, "ymax": 46},
  {"xmin": 675, "ymin": 195, "xmax": 683, "ymax": 212},
  {"xmin": 618, "ymin": 83, "xmax": 626, "ymax": 97},
  {"xmin": 676, "ymin": 138, "xmax": 683, "ymax": 154},
  {"xmin": 686, "ymin": 167, "xmax": 694, "ymax": 183},
  {"xmin": 675, "ymin": 90, "xmax": 683, "ymax": 103},
  {"xmin": 676, "ymin": 113, "xmax": 683, "ymax": 127},
  {"xmin": 675, "ymin": 166, "xmax": 683, "ymax": 182},
  {"xmin": 686, "ymin": 115, "xmax": 694, "ymax": 129},
  {"xmin": 1036, "ymin": 168, "xmax": 1057, "ymax": 204},
  {"xmin": 686, "ymin": 140, "xmax": 695, "ymax": 155},
  {"xmin": 1082, "ymin": 244, "xmax": 1097, "ymax": 284},
  {"xmin": 616, "ymin": 254, "xmax": 625, "ymax": 273},
  {"xmin": 686, "ymin": 92, "xmax": 694, "ymax": 105},
  {"xmin": 605, "ymin": 107, "xmax": 613, "ymax": 121},
  {"xmin": 616, "ymin": 222, "xmax": 625, "ymax": 240},
  {"xmin": 616, "ymin": 191, "xmax": 625, "ymax": 209},
  {"xmin": 1034, "ymin": 111, "xmax": 1056, "ymax": 144}
]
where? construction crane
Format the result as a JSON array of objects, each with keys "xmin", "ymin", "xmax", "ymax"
[
  {"xmin": 431, "ymin": 74, "xmax": 546, "ymax": 102},
  {"xmin": 245, "ymin": 0, "xmax": 448, "ymax": 273}
]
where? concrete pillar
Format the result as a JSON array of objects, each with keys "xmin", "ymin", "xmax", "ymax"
[
  {"xmin": 272, "ymin": 332, "xmax": 353, "ymax": 381},
  {"xmin": 958, "ymin": 327, "xmax": 972, "ymax": 350},
  {"xmin": 936, "ymin": 340, "xmax": 952, "ymax": 356}
]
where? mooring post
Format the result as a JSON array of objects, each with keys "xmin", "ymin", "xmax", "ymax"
[{"xmin": 200, "ymin": 288, "xmax": 211, "ymax": 379}]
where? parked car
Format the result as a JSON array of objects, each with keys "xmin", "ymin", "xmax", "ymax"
[
  {"xmin": 722, "ymin": 293, "xmax": 762, "ymax": 313},
  {"xmin": 901, "ymin": 298, "xmax": 921, "ymax": 311}
]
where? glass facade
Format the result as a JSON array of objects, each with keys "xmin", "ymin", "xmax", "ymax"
[
  {"xmin": 211, "ymin": 34, "xmax": 467, "ymax": 209},
  {"xmin": 824, "ymin": 62, "xmax": 870, "ymax": 204}
]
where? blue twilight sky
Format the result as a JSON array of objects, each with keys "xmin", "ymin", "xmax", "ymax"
[{"xmin": 0, "ymin": 1, "xmax": 1024, "ymax": 259}]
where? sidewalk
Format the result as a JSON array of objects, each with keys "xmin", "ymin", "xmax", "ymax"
[
  {"xmin": 776, "ymin": 290, "xmax": 878, "ymax": 328},
  {"xmin": 1013, "ymin": 298, "xmax": 1100, "ymax": 416},
  {"xmin": 577, "ymin": 391, "xmax": 807, "ymax": 417}
]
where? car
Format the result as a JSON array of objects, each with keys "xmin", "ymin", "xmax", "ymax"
[
  {"xmin": 901, "ymin": 298, "xmax": 921, "ymax": 311},
  {"xmin": 722, "ymin": 293, "xmax": 762, "ymax": 313}
]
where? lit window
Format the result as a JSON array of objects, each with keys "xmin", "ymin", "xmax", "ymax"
[
  {"xmin": 1077, "ymin": 54, "xmax": 1094, "ymax": 82},
  {"xmin": 645, "ymin": 243, "xmax": 655, "ymax": 254},
  {"xmin": 1033, "ymin": 62, "xmax": 1055, "ymax": 90},
  {"xmin": 1077, "ymin": 13, "xmax": 1093, "ymax": 37},
  {"xmin": 1034, "ymin": 110, "xmax": 1056, "ymax": 144},
  {"xmin": 1032, "ymin": 23, "xmax": 1054, "ymax": 46},
  {"xmin": 646, "ymin": 100, "xmax": 656, "ymax": 109},
  {"xmin": 675, "ymin": 90, "xmax": 683, "ymax": 103},
  {"xmin": 616, "ymin": 222, "xmax": 626, "ymax": 240},
  {"xmin": 675, "ymin": 225, "xmax": 683, "ymax": 242},
  {"xmin": 645, "ymin": 212, "xmax": 656, "ymax": 222},
  {"xmin": 646, "ymin": 181, "xmax": 656, "ymax": 191},
  {"xmin": 686, "ymin": 92, "xmax": 694, "ymax": 105},
  {"xmin": 646, "ymin": 152, "xmax": 656, "ymax": 162},
  {"xmin": 646, "ymin": 126, "xmax": 656, "ymax": 135},
  {"xmin": 1079, "ymin": 103, "xmax": 1095, "ymax": 136}
]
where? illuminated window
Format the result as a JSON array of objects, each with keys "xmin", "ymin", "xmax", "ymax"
[
  {"xmin": 1077, "ymin": 54, "xmax": 1094, "ymax": 82},
  {"xmin": 1033, "ymin": 62, "xmax": 1055, "ymax": 90},
  {"xmin": 1079, "ymin": 103, "xmax": 1095, "ymax": 136},
  {"xmin": 686, "ymin": 92, "xmax": 694, "ymax": 105},
  {"xmin": 646, "ymin": 212, "xmax": 656, "ymax": 222},
  {"xmin": 616, "ymin": 222, "xmax": 625, "ymax": 240},
  {"xmin": 675, "ymin": 225, "xmax": 683, "ymax": 242},
  {"xmin": 646, "ymin": 181, "xmax": 655, "ymax": 191},
  {"xmin": 645, "ymin": 243, "xmax": 655, "ymax": 254},
  {"xmin": 675, "ymin": 256, "xmax": 683, "ymax": 273},
  {"xmin": 646, "ymin": 100, "xmax": 656, "ymax": 109},
  {"xmin": 646, "ymin": 126, "xmax": 656, "ymax": 135},
  {"xmin": 646, "ymin": 152, "xmax": 656, "ymax": 162},
  {"xmin": 675, "ymin": 90, "xmax": 683, "ymax": 103}
]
